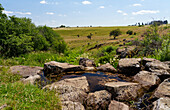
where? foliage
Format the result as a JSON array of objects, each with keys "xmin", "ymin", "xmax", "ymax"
[
  {"xmin": 0, "ymin": 4, "xmax": 67, "ymax": 57},
  {"xmin": 126, "ymin": 30, "xmax": 133, "ymax": 35},
  {"xmin": 0, "ymin": 67, "xmax": 22, "ymax": 83},
  {"xmin": 109, "ymin": 29, "xmax": 122, "ymax": 39},
  {"xmin": 0, "ymin": 82, "xmax": 61, "ymax": 110}
]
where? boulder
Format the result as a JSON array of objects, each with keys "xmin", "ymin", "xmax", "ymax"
[
  {"xmin": 105, "ymin": 82, "xmax": 142, "ymax": 101},
  {"xmin": 97, "ymin": 63, "xmax": 117, "ymax": 73},
  {"xmin": 118, "ymin": 58, "xmax": 141, "ymax": 75},
  {"xmin": 145, "ymin": 61, "xmax": 170, "ymax": 73},
  {"xmin": 108, "ymin": 100, "xmax": 129, "ymax": 110},
  {"xmin": 84, "ymin": 67, "xmax": 96, "ymax": 71},
  {"xmin": 86, "ymin": 90, "xmax": 111, "ymax": 110},
  {"xmin": 142, "ymin": 57, "xmax": 159, "ymax": 66},
  {"xmin": 43, "ymin": 76, "xmax": 89, "ymax": 104},
  {"xmin": 153, "ymin": 97, "xmax": 170, "ymax": 110},
  {"xmin": 79, "ymin": 58, "xmax": 96, "ymax": 67},
  {"xmin": 20, "ymin": 75, "xmax": 41, "ymax": 85},
  {"xmin": 163, "ymin": 61, "xmax": 170, "ymax": 68},
  {"xmin": 44, "ymin": 61, "xmax": 84, "ymax": 76},
  {"xmin": 10, "ymin": 66, "xmax": 43, "ymax": 78},
  {"xmin": 134, "ymin": 71, "xmax": 160, "ymax": 88},
  {"xmin": 62, "ymin": 101, "xmax": 85, "ymax": 110},
  {"xmin": 153, "ymin": 78, "xmax": 170, "ymax": 98}
]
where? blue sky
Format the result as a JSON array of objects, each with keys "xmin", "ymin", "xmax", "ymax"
[{"xmin": 1, "ymin": 0, "xmax": 170, "ymax": 27}]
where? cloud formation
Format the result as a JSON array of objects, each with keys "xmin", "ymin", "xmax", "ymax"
[
  {"xmin": 132, "ymin": 10, "xmax": 160, "ymax": 15},
  {"xmin": 82, "ymin": 1, "xmax": 92, "ymax": 5},
  {"xmin": 117, "ymin": 10, "xmax": 128, "ymax": 16},
  {"xmin": 132, "ymin": 4, "xmax": 142, "ymax": 7},
  {"xmin": 46, "ymin": 12, "xmax": 54, "ymax": 15},
  {"xmin": 99, "ymin": 6, "xmax": 105, "ymax": 9},
  {"xmin": 3, "ymin": 10, "xmax": 31, "ymax": 15},
  {"xmin": 40, "ymin": 0, "xmax": 47, "ymax": 4}
]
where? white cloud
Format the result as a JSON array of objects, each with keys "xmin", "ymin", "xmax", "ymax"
[
  {"xmin": 46, "ymin": 12, "xmax": 54, "ymax": 15},
  {"xmin": 82, "ymin": 1, "xmax": 92, "ymax": 5},
  {"xmin": 40, "ymin": 0, "xmax": 48, "ymax": 4},
  {"xmin": 123, "ymin": 13, "xmax": 128, "ymax": 16},
  {"xmin": 2, "ymin": 10, "xmax": 13, "ymax": 15},
  {"xmin": 132, "ymin": 10, "xmax": 160, "ymax": 15},
  {"xmin": 132, "ymin": 4, "xmax": 142, "ymax": 7},
  {"xmin": 99, "ymin": 6, "xmax": 105, "ymax": 9},
  {"xmin": 117, "ymin": 10, "xmax": 123, "ymax": 13},
  {"xmin": 117, "ymin": 10, "xmax": 128, "ymax": 16},
  {"xmin": 16, "ymin": 12, "xmax": 31, "ymax": 15}
]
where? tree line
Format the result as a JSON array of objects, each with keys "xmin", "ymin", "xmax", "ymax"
[{"xmin": 0, "ymin": 4, "xmax": 67, "ymax": 57}]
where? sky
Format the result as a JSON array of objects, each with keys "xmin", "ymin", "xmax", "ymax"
[{"xmin": 1, "ymin": 0, "xmax": 170, "ymax": 27}]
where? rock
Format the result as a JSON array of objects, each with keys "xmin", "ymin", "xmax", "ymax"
[
  {"xmin": 108, "ymin": 100, "xmax": 129, "ymax": 110},
  {"xmin": 142, "ymin": 57, "xmax": 159, "ymax": 66},
  {"xmin": 44, "ymin": 76, "xmax": 89, "ymax": 104},
  {"xmin": 44, "ymin": 61, "xmax": 84, "ymax": 76},
  {"xmin": 163, "ymin": 61, "xmax": 170, "ymax": 68},
  {"xmin": 62, "ymin": 101, "xmax": 85, "ymax": 110},
  {"xmin": 21, "ymin": 75, "xmax": 41, "ymax": 85},
  {"xmin": 86, "ymin": 90, "xmax": 111, "ymax": 110},
  {"xmin": 79, "ymin": 58, "xmax": 96, "ymax": 67},
  {"xmin": 134, "ymin": 71, "xmax": 160, "ymax": 88},
  {"xmin": 10, "ymin": 66, "xmax": 43, "ymax": 78},
  {"xmin": 84, "ymin": 67, "xmax": 96, "ymax": 71},
  {"xmin": 153, "ymin": 97, "xmax": 170, "ymax": 110},
  {"xmin": 153, "ymin": 78, "xmax": 170, "ymax": 98},
  {"xmin": 97, "ymin": 63, "xmax": 117, "ymax": 73},
  {"xmin": 118, "ymin": 58, "xmax": 141, "ymax": 75},
  {"xmin": 145, "ymin": 61, "xmax": 170, "ymax": 73},
  {"xmin": 105, "ymin": 82, "xmax": 142, "ymax": 101}
]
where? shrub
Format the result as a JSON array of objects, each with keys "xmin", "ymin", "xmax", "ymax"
[
  {"xmin": 126, "ymin": 30, "xmax": 133, "ymax": 35},
  {"xmin": 109, "ymin": 29, "xmax": 122, "ymax": 39}
]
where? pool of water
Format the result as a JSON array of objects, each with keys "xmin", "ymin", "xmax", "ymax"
[{"xmin": 60, "ymin": 71, "xmax": 126, "ymax": 92}]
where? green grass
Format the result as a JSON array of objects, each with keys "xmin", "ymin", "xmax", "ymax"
[
  {"xmin": 0, "ymin": 82, "xmax": 61, "ymax": 110},
  {"xmin": 0, "ymin": 67, "xmax": 62, "ymax": 110}
]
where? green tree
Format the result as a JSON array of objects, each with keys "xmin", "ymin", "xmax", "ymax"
[{"xmin": 109, "ymin": 29, "xmax": 122, "ymax": 39}]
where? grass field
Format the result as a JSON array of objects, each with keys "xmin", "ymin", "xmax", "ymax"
[{"xmin": 54, "ymin": 26, "xmax": 147, "ymax": 49}]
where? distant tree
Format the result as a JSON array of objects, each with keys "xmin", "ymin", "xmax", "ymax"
[
  {"xmin": 164, "ymin": 20, "xmax": 168, "ymax": 24},
  {"xmin": 60, "ymin": 25, "xmax": 66, "ymax": 28},
  {"xmin": 109, "ymin": 29, "xmax": 122, "ymax": 39}
]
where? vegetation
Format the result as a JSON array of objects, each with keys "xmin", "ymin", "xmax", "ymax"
[
  {"xmin": 0, "ymin": 4, "xmax": 67, "ymax": 57},
  {"xmin": 0, "ymin": 67, "xmax": 61, "ymax": 109},
  {"xmin": 126, "ymin": 30, "xmax": 133, "ymax": 35},
  {"xmin": 109, "ymin": 29, "xmax": 122, "ymax": 39}
]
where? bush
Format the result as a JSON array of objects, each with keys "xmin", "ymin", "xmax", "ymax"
[
  {"xmin": 109, "ymin": 29, "xmax": 122, "ymax": 39},
  {"xmin": 126, "ymin": 30, "xmax": 133, "ymax": 35}
]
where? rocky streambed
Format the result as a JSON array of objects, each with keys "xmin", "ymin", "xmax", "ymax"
[{"xmin": 9, "ymin": 58, "xmax": 170, "ymax": 110}]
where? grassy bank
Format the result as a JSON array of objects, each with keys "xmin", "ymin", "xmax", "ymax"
[{"xmin": 0, "ymin": 67, "xmax": 62, "ymax": 110}]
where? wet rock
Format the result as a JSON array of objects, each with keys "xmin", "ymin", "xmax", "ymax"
[
  {"xmin": 153, "ymin": 97, "xmax": 170, "ymax": 110},
  {"xmin": 118, "ymin": 58, "xmax": 141, "ymax": 75},
  {"xmin": 97, "ymin": 63, "xmax": 117, "ymax": 73},
  {"xmin": 108, "ymin": 100, "xmax": 129, "ymax": 110},
  {"xmin": 44, "ymin": 61, "xmax": 84, "ymax": 75},
  {"xmin": 134, "ymin": 71, "xmax": 160, "ymax": 88},
  {"xmin": 10, "ymin": 66, "xmax": 43, "ymax": 78},
  {"xmin": 105, "ymin": 82, "xmax": 142, "ymax": 101},
  {"xmin": 79, "ymin": 58, "xmax": 96, "ymax": 67},
  {"xmin": 86, "ymin": 90, "xmax": 111, "ymax": 110},
  {"xmin": 145, "ymin": 61, "xmax": 170, "ymax": 73},
  {"xmin": 21, "ymin": 75, "xmax": 41, "ymax": 85},
  {"xmin": 62, "ymin": 101, "xmax": 85, "ymax": 110},
  {"xmin": 44, "ymin": 76, "xmax": 89, "ymax": 104},
  {"xmin": 153, "ymin": 78, "xmax": 170, "ymax": 98}
]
